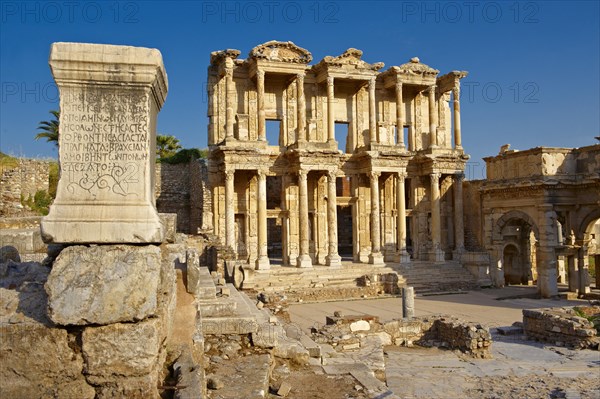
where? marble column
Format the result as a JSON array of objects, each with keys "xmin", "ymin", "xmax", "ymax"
[
  {"xmin": 257, "ymin": 70, "xmax": 266, "ymax": 141},
  {"xmin": 256, "ymin": 171, "xmax": 270, "ymax": 269},
  {"xmin": 369, "ymin": 171, "xmax": 384, "ymax": 264},
  {"xmin": 225, "ymin": 170, "xmax": 235, "ymax": 250},
  {"xmin": 369, "ymin": 77, "xmax": 377, "ymax": 144},
  {"xmin": 578, "ymin": 247, "xmax": 590, "ymax": 295},
  {"xmin": 297, "ymin": 170, "xmax": 312, "ymax": 267},
  {"xmin": 297, "ymin": 73, "xmax": 306, "ymax": 143},
  {"xmin": 396, "ymin": 172, "xmax": 410, "ymax": 263},
  {"xmin": 452, "ymin": 86, "xmax": 462, "ymax": 149},
  {"xmin": 327, "ymin": 76, "xmax": 335, "ymax": 143},
  {"xmin": 428, "ymin": 85, "xmax": 438, "ymax": 148},
  {"xmin": 326, "ymin": 171, "xmax": 342, "ymax": 267},
  {"xmin": 453, "ymin": 173, "xmax": 465, "ymax": 254},
  {"xmin": 225, "ymin": 66, "xmax": 234, "ymax": 139},
  {"xmin": 430, "ymin": 172, "xmax": 444, "ymax": 262},
  {"xmin": 395, "ymin": 80, "xmax": 405, "ymax": 148},
  {"xmin": 567, "ymin": 254, "xmax": 579, "ymax": 292}
]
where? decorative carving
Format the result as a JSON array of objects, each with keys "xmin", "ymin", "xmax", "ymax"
[
  {"xmin": 250, "ymin": 41, "xmax": 312, "ymax": 64},
  {"xmin": 395, "ymin": 57, "xmax": 439, "ymax": 76},
  {"xmin": 210, "ymin": 49, "xmax": 241, "ymax": 65},
  {"xmin": 320, "ymin": 48, "xmax": 384, "ymax": 71}
]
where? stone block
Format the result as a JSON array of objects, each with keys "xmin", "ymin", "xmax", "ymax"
[
  {"xmin": 350, "ymin": 320, "xmax": 370, "ymax": 332},
  {"xmin": 41, "ymin": 42, "xmax": 168, "ymax": 244},
  {"xmin": 82, "ymin": 317, "xmax": 161, "ymax": 383},
  {"xmin": 159, "ymin": 213, "xmax": 177, "ymax": 243},
  {"xmin": 277, "ymin": 381, "xmax": 292, "ymax": 397},
  {"xmin": 185, "ymin": 248, "xmax": 201, "ymax": 295},
  {"xmin": 46, "ymin": 245, "xmax": 162, "ymax": 325}
]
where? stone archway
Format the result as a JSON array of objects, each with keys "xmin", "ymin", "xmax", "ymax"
[
  {"xmin": 493, "ymin": 210, "xmax": 539, "ymax": 287},
  {"xmin": 579, "ymin": 209, "xmax": 600, "ymax": 290}
]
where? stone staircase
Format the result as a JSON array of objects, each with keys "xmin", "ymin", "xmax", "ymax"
[
  {"xmin": 240, "ymin": 262, "xmax": 400, "ymax": 300},
  {"xmin": 391, "ymin": 261, "xmax": 479, "ymax": 295}
]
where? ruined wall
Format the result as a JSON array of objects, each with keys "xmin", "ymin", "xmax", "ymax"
[
  {"xmin": 523, "ymin": 307, "xmax": 599, "ymax": 349},
  {"xmin": 155, "ymin": 159, "xmax": 209, "ymax": 234},
  {"xmin": 0, "ymin": 159, "xmax": 50, "ymax": 217}
]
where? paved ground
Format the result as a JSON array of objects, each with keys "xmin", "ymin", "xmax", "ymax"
[
  {"xmin": 288, "ymin": 286, "xmax": 600, "ymax": 399},
  {"xmin": 289, "ymin": 286, "xmax": 587, "ymax": 332}
]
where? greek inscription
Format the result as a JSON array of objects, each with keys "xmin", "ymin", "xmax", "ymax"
[{"xmin": 60, "ymin": 86, "xmax": 150, "ymax": 198}]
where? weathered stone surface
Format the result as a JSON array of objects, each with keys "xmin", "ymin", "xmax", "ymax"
[
  {"xmin": 41, "ymin": 42, "xmax": 168, "ymax": 244},
  {"xmin": 82, "ymin": 317, "xmax": 161, "ymax": 383},
  {"xmin": 0, "ymin": 261, "xmax": 95, "ymax": 398},
  {"xmin": 46, "ymin": 245, "xmax": 162, "ymax": 325},
  {"xmin": 350, "ymin": 320, "xmax": 370, "ymax": 332}
]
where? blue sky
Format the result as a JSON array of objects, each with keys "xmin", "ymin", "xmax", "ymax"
[{"xmin": 1, "ymin": 0, "xmax": 598, "ymax": 179}]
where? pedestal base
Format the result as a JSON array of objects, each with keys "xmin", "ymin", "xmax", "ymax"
[
  {"xmin": 296, "ymin": 255, "xmax": 313, "ymax": 268},
  {"xmin": 429, "ymin": 248, "xmax": 445, "ymax": 263},
  {"xmin": 395, "ymin": 251, "xmax": 411, "ymax": 264},
  {"xmin": 368, "ymin": 252, "xmax": 385, "ymax": 265},
  {"xmin": 41, "ymin": 203, "xmax": 164, "ymax": 244},
  {"xmin": 255, "ymin": 256, "xmax": 271, "ymax": 270},
  {"xmin": 326, "ymin": 254, "xmax": 342, "ymax": 268}
]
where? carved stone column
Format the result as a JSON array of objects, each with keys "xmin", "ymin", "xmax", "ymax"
[
  {"xmin": 452, "ymin": 86, "xmax": 462, "ymax": 149},
  {"xmin": 453, "ymin": 173, "xmax": 465, "ymax": 255},
  {"xmin": 257, "ymin": 70, "xmax": 266, "ymax": 141},
  {"xmin": 578, "ymin": 247, "xmax": 590, "ymax": 295},
  {"xmin": 225, "ymin": 169, "xmax": 235, "ymax": 250},
  {"xmin": 369, "ymin": 171, "xmax": 384, "ymax": 264},
  {"xmin": 327, "ymin": 76, "xmax": 335, "ymax": 143},
  {"xmin": 225, "ymin": 65, "xmax": 234, "ymax": 139},
  {"xmin": 428, "ymin": 85, "xmax": 438, "ymax": 148},
  {"xmin": 326, "ymin": 171, "xmax": 342, "ymax": 267},
  {"xmin": 297, "ymin": 170, "xmax": 312, "ymax": 267},
  {"xmin": 297, "ymin": 73, "xmax": 306, "ymax": 143},
  {"xmin": 567, "ymin": 254, "xmax": 579, "ymax": 292},
  {"xmin": 395, "ymin": 80, "xmax": 405, "ymax": 148},
  {"xmin": 256, "ymin": 171, "xmax": 270, "ymax": 270},
  {"xmin": 430, "ymin": 172, "xmax": 444, "ymax": 262},
  {"xmin": 396, "ymin": 172, "xmax": 410, "ymax": 263},
  {"xmin": 369, "ymin": 77, "xmax": 377, "ymax": 144}
]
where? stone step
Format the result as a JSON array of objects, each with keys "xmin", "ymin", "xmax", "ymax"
[
  {"xmin": 196, "ymin": 265, "xmax": 217, "ymax": 300},
  {"xmin": 205, "ymin": 354, "xmax": 271, "ymax": 399},
  {"xmin": 199, "ymin": 284, "xmax": 258, "ymax": 335}
]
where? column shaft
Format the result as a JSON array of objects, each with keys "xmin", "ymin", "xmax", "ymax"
[
  {"xmin": 369, "ymin": 172, "xmax": 384, "ymax": 264},
  {"xmin": 453, "ymin": 174, "xmax": 465, "ymax": 252},
  {"xmin": 453, "ymin": 86, "xmax": 462, "ymax": 148},
  {"xmin": 257, "ymin": 70, "xmax": 266, "ymax": 141},
  {"xmin": 297, "ymin": 73, "xmax": 306, "ymax": 143},
  {"xmin": 225, "ymin": 170, "xmax": 235, "ymax": 250},
  {"xmin": 326, "ymin": 171, "xmax": 341, "ymax": 267},
  {"xmin": 369, "ymin": 77, "xmax": 377, "ymax": 144},
  {"xmin": 297, "ymin": 171, "xmax": 312, "ymax": 267},
  {"xmin": 396, "ymin": 80, "xmax": 405, "ymax": 148},
  {"xmin": 428, "ymin": 85, "xmax": 438, "ymax": 148},
  {"xmin": 256, "ymin": 171, "xmax": 270, "ymax": 269},
  {"xmin": 225, "ymin": 67, "xmax": 234, "ymax": 139},
  {"xmin": 327, "ymin": 76, "xmax": 335, "ymax": 143},
  {"xmin": 430, "ymin": 172, "xmax": 443, "ymax": 262},
  {"xmin": 397, "ymin": 173, "xmax": 409, "ymax": 262}
]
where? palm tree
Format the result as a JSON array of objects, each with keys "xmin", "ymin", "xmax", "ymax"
[
  {"xmin": 35, "ymin": 110, "xmax": 60, "ymax": 147},
  {"xmin": 156, "ymin": 134, "xmax": 182, "ymax": 158}
]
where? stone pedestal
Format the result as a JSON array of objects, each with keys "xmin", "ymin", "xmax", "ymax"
[{"xmin": 41, "ymin": 42, "xmax": 168, "ymax": 244}]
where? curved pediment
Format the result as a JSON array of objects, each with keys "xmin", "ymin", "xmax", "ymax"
[
  {"xmin": 210, "ymin": 49, "xmax": 241, "ymax": 65},
  {"xmin": 320, "ymin": 48, "xmax": 384, "ymax": 71},
  {"xmin": 249, "ymin": 41, "xmax": 312, "ymax": 64}
]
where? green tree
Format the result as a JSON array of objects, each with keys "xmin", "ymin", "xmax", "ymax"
[
  {"xmin": 156, "ymin": 134, "xmax": 182, "ymax": 158},
  {"xmin": 35, "ymin": 110, "xmax": 60, "ymax": 147}
]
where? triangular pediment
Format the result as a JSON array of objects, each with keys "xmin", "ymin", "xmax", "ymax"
[{"xmin": 320, "ymin": 48, "xmax": 384, "ymax": 71}]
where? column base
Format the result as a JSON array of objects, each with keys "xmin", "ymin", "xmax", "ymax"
[
  {"xmin": 296, "ymin": 255, "xmax": 313, "ymax": 268},
  {"xmin": 368, "ymin": 252, "xmax": 385, "ymax": 265},
  {"xmin": 452, "ymin": 247, "xmax": 465, "ymax": 261},
  {"xmin": 255, "ymin": 256, "xmax": 270, "ymax": 270},
  {"xmin": 395, "ymin": 251, "xmax": 411, "ymax": 264},
  {"xmin": 429, "ymin": 248, "xmax": 445, "ymax": 263},
  {"xmin": 326, "ymin": 253, "xmax": 342, "ymax": 268}
]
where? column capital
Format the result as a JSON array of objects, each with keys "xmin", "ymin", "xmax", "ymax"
[
  {"xmin": 224, "ymin": 66, "xmax": 233, "ymax": 78},
  {"xmin": 369, "ymin": 171, "xmax": 381, "ymax": 180},
  {"xmin": 257, "ymin": 170, "xmax": 267, "ymax": 180},
  {"xmin": 296, "ymin": 72, "xmax": 305, "ymax": 80},
  {"xmin": 397, "ymin": 171, "xmax": 407, "ymax": 181},
  {"xmin": 225, "ymin": 169, "xmax": 235, "ymax": 181},
  {"xmin": 430, "ymin": 172, "xmax": 441, "ymax": 184},
  {"xmin": 326, "ymin": 76, "xmax": 334, "ymax": 86},
  {"xmin": 369, "ymin": 76, "xmax": 376, "ymax": 89},
  {"xmin": 256, "ymin": 69, "xmax": 265, "ymax": 80},
  {"xmin": 428, "ymin": 84, "xmax": 437, "ymax": 94},
  {"xmin": 298, "ymin": 169, "xmax": 308, "ymax": 179},
  {"xmin": 454, "ymin": 173, "xmax": 465, "ymax": 182}
]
